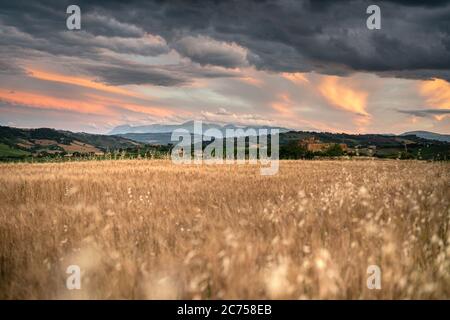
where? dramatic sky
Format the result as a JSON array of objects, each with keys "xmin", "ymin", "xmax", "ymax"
[{"xmin": 0, "ymin": 0, "xmax": 449, "ymax": 134}]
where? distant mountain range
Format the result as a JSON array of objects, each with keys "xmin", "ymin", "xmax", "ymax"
[
  {"xmin": 401, "ymin": 131, "xmax": 450, "ymax": 143},
  {"xmin": 109, "ymin": 121, "xmax": 289, "ymax": 145},
  {"xmin": 109, "ymin": 121, "xmax": 291, "ymax": 135}
]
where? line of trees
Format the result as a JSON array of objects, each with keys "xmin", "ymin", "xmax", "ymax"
[{"xmin": 279, "ymin": 141, "xmax": 344, "ymax": 159}]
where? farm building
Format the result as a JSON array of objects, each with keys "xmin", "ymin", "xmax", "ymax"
[{"xmin": 299, "ymin": 137, "xmax": 348, "ymax": 152}]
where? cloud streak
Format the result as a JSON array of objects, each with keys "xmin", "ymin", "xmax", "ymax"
[
  {"xmin": 27, "ymin": 68, "xmax": 137, "ymax": 97},
  {"xmin": 318, "ymin": 76, "xmax": 369, "ymax": 117}
]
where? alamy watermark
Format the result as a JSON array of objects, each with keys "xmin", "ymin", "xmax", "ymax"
[
  {"xmin": 367, "ymin": 265, "xmax": 382, "ymax": 290},
  {"xmin": 66, "ymin": 264, "xmax": 81, "ymax": 290},
  {"xmin": 66, "ymin": 4, "xmax": 381, "ymax": 31},
  {"xmin": 170, "ymin": 121, "xmax": 279, "ymax": 176},
  {"xmin": 66, "ymin": 5, "xmax": 81, "ymax": 30},
  {"xmin": 366, "ymin": 5, "xmax": 381, "ymax": 30}
]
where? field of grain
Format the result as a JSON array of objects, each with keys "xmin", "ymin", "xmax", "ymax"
[{"xmin": 0, "ymin": 160, "xmax": 449, "ymax": 299}]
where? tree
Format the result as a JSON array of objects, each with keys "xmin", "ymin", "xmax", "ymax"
[
  {"xmin": 325, "ymin": 144, "xmax": 344, "ymax": 157},
  {"xmin": 280, "ymin": 141, "xmax": 310, "ymax": 159}
]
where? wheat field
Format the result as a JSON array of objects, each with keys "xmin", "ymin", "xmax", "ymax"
[{"xmin": 0, "ymin": 159, "xmax": 449, "ymax": 299}]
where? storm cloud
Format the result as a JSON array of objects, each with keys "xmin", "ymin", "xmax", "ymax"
[
  {"xmin": 84, "ymin": 64, "xmax": 188, "ymax": 86},
  {"xmin": 0, "ymin": 0, "xmax": 449, "ymax": 83}
]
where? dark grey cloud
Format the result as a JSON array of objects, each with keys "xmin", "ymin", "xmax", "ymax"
[
  {"xmin": 164, "ymin": 63, "xmax": 239, "ymax": 79},
  {"xmin": 61, "ymin": 31, "xmax": 169, "ymax": 56},
  {"xmin": 85, "ymin": 64, "xmax": 188, "ymax": 86},
  {"xmin": 173, "ymin": 35, "xmax": 249, "ymax": 68},
  {"xmin": 0, "ymin": 59, "xmax": 26, "ymax": 75},
  {"xmin": 397, "ymin": 109, "xmax": 450, "ymax": 117},
  {"xmin": 85, "ymin": 0, "xmax": 450, "ymax": 80},
  {"xmin": 377, "ymin": 69, "xmax": 450, "ymax": 81},
  {"xmin": 78, "ymin": 53, "xmax": 239, "ymax": 86},
  {"xmin": 0, "ymin": 0, "xmax": 449, "ymax": 83},
  {"xmin": 83, "ymin": 13, "xmax": 145, "ymax": 38}
]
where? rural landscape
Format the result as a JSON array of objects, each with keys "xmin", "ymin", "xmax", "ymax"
[
  {"xmin": 1, "ymin": 124, "xmax": 449, "ymax": 162},
  {"xmin": 1, "ymin": 0, "xmax": 450, "ymax": 302}
]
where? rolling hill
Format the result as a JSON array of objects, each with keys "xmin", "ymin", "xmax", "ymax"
[{"xmin": 0, "ymin": 126, "xmax": 142, "ymax": 159}]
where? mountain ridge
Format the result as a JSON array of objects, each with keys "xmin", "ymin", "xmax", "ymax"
[
  {"xmin": 401, "ymin": 131, "xmax": 450, "ymax": 143},
  {"xmin": 108, "ymin": 121, "xmax": 291, "ymax": 135}
]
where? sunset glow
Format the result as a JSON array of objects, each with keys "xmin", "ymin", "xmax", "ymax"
[
  {"xmin": 420, "ymin": 78, "xmax": 450, "ymax": 110},
  {"xmin": 318, "ymin": 76, "xmax": 369, "ymax": 116},
  {"xmin": 27, "ymin": 68, "xmax": 139, "ymax": 97}
]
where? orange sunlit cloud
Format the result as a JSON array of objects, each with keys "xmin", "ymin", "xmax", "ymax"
[
  {"xmin": 270, "ymin": 92, "xmax": 341, "ymax": 132},
  {"xmin": 434, "ymin": 114, "xmax": 446, "ymax": 121},
  {"xmin": 282, "ymin": 72, "xmax": 309, "ymax": 85},
  {"xmin": 0, "ymin": 89, "xmax": 110, "ymax": 115},
  {"xmin": 419, "ymin": 78, "xmax": 450, "ymax": 110},
  {"xmin": 27, "ymin": 68, "xmax": 139, "ymax": 98},
  {"xmin": 85, "ymin": 93, "xmax": 176, "ymax": 117},
  {"xmin": 239, "ymin": 76, "xmax": 264, "ymax": 87},
  {"xmin": 0, "ymin": 88, "xmax": 176, "ymax": 120},
  {"xmin": 16, "ymin": 68, "xmax": 176, "ymax": 118},
  {"xmin": 271, "ymin": 93, "xmax": 294, "ymax": 115},
  {"xmin": 318, "ymin": 76, "xmax": 369, "ymax": 116}
]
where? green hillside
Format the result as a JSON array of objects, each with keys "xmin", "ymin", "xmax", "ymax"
[
  {"xmin": 0, "ymin": 126, "xmax": 143, "ymax": 160},
  {"xmin": 0, "ymin": 143, "xmax": 30, "ymax": 158}
]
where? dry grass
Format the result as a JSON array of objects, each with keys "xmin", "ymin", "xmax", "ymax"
[{"xmin": 0, "ymin": 159, "xmax": 449, "ymax": 299}]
